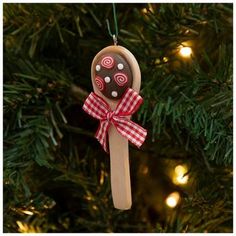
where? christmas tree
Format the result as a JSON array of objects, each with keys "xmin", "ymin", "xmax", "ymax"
[{"xmin": 3, "ymin": 3, "xmax": 233, "ymax": 233}]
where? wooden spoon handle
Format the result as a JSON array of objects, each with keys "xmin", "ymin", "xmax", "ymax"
[
  {"xmin": 91, "ymin": 45, "xmax": 141, "ymax": 209},
  {"xmin": 108, "ymin": 124, "xmax": 132, "ymax": 210}
]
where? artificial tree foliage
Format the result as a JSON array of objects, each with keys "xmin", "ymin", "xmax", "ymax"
[{"xmin": 3, "ymin": 3, "xmax": 232, "ymax": 233}]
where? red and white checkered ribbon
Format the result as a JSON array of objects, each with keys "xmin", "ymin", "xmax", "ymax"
[{"xmin": 83, "ymin": 88, "xmax": 147, "ymax": 152}]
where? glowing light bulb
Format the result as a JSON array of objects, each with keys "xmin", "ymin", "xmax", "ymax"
[
  {"xmin": 176, "ymin": 175, "xmax": 189, "ymax": 184},
  {"xmin": 163, "ymin": 57, "xmax": 168, "ymax": 62},
  {"xmin": 85, "ymin": 195, "xmax": 92, "ymax": 201},
  {"xmin": 173, "ymin": 165, "xmax": 189, "ymax": 185},
  {"xmin": 179, "ymin": 46, "xmax": 192, "ymax": 57},
  {"xmin": 142, "ymin": 8, "xmax": 148, "ymax": 14},
  {"xmin": 175, "ymin": 165, "xmax": 187, "ymax": 175},
  {"xmin": 165, "ymin": 192, "xmax": 180, "ymax": 208}
]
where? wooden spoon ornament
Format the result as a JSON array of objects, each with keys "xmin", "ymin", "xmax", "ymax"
[{"xmin": 83, "ymin": 44, "xmax": 147, "ymax": 210}]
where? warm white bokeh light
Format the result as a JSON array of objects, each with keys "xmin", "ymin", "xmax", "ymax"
[
  {"xmin": 179, "ymin": 46, "xmax": 192, "ymax": 57},
  {"xmin": 163, "ymin": 57, "xmax": 168, "ymax": 62},
  {"xmin": 175, "ymin": 165, "xmax": 187, "ymax": 175},
  {"xmin": 165, "ymin": 192, "xmax": 180, "ymax": 208},
  {"xmin": 176, "ymin": 175, "xmax": 189, "ymax": 184},
  {"xmin": 142, "ymin": 8, "xmax": 148, "ymax": 14},
  {"xmin": 173, "ymin": 165, "xmax": 189, "ymax": 185}
]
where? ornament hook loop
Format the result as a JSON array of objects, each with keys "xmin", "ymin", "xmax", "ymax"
[
  {"xmin": 113, "ymin": 35, "xmax": 118, "ymax": 46},
  {"xmin": 106, "ymin": 3, "xmax": 119, "ymax": 45}
]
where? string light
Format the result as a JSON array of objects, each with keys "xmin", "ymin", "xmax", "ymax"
[
  {"xmin": 176, "ymin": 175, "xmax": 189, "ymax": 184},
  {"xmin": 173, "ymin": 165, "xmax": 189, "ymax": 185},
  {"xmin": 165, "ymin": 192, "xmax": 180, "ymax": 208},
  {"xmin": 175, "ymin": 165, "xmax": 186, "ymax": 175},
  {"xmin": 163, "ymin": 57, "xmax": 169, "ymax": 62},
  {"xmin": 85, "ymin": 195, "xmax": 92, "ymax": 201},
  {"xmin": 179, "ymin": 46, "xmax": 192, "ymax": 58},
  {"xmin": 142, "ymin": 8, "xmax": 148, "ymax": 14}
]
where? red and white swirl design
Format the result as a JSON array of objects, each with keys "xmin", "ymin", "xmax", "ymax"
[
  {"xmin": 114, "ymin": 73, "xmax": 128, "ymax": 87},
  {"xmin": 95, "ymin": 76, "xmax": 105, "ymax": 91},
  {"xmin": 101, "ymin": 56, "xmax": 114, "ymax": 69}
]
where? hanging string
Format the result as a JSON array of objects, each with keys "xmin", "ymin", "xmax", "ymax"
[{"xmin": 106, "ymin": 3, "xmax": 118, "ymax": 45}]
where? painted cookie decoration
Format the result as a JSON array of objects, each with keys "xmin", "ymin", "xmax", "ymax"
[
  {"xmin": 93, "ymin": 52, "xmax": 133, "ymax": 99},
  {"xmin": 114, "ymin": 73, "xmax": 128, "ymax": 87},
  {"xmin": 95, "ymin": 76, "xmax": 105, "ymax": 91},
  {"xmin": 101, "ymin": 56, "xmax": 114, "ymax": 69}
]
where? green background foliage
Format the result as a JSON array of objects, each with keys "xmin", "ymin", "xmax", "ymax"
[{"xmin": 3, "ymin": 3, "xmax": 233, "ymax": 233}]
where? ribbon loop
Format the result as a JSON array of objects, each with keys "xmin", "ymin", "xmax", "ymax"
[{"xmin": 83, "ymin": 88, "xmax": 147, "ymax": 153}]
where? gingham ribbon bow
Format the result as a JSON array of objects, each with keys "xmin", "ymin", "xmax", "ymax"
[{"xmin": 82, "ymin": 88, "xmax": 147, "ymax": 152}]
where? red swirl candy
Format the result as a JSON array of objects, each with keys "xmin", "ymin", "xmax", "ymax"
[
  {"xmin": 114, "ymin": 73, "xmax": 128, "ymax": 87},
  {"xmin": 101, "ymin": 56, "xmax": 114, "ymax": 69},
  {"xmin": 95, "ymin": 76, "xmax": 105, "ymax": 91}
]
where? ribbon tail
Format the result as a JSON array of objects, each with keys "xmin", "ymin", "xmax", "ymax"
[
  {"xmin": 95, "ymin": 121, "xmax": 110, "ymax": 153},
  {"xmin": 114, "ymin": 119, "xmax": 147, "ymax": 148}
]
